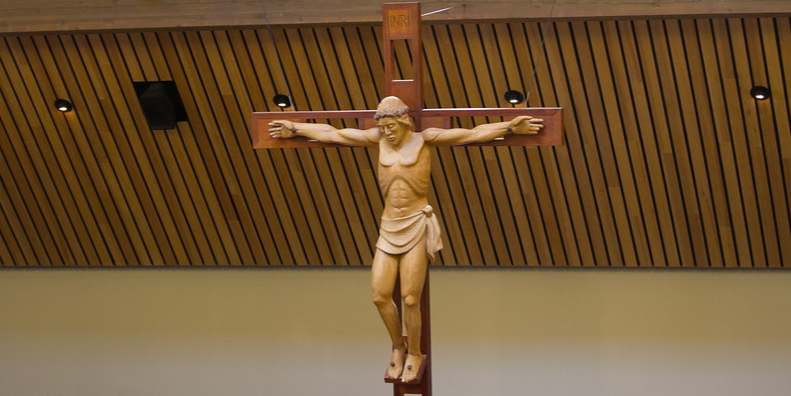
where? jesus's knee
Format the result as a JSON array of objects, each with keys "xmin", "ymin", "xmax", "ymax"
[
  {"xmin": 373, "ymin": 292, "xmax": 392, "ymax": 308},
  {"xmin": 403, "ymin": 294, "xmax": 420, "ymax": 308}
]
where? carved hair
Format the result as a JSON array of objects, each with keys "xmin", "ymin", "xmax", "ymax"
[{"xmin": 374, "ymin": 96, "xmax": 410, "ymax": 120}]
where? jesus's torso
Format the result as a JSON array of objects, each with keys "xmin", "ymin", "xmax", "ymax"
[{"xmin": 378, "ymin": 133, "xmax": 432, "ymax": 219}]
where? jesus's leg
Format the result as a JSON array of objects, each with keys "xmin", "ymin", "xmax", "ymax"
[
  {"xmin": 372, "ymin": 249, "xmax": 406, "ymax": 380},
  {"xmin": 399, "ymin": 238, "xmax": 428, "ymax": 383}
]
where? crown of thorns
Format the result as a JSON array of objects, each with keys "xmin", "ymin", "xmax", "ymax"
[{"xmin": 373, "ymin": 106, "xmax": 410, "ymax": 120}]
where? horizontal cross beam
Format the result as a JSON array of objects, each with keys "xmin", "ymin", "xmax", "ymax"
[{"xmin": 251, "ymin": 107, "xmax": 563, "ymax": 149}]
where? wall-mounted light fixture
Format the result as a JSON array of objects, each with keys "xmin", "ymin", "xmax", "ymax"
[
  {"xmin": 273, "ymin": 94, "xmax": 291, "ymax": 108},
  {"xmin": 750, "ymin": 86, "xmax": 770, "ymax": 101},
  {"xmin": 504, "ymin": 90, "xmax": 525, "ymax": 105},
  {"xmin": 54, "ymin": 99, "xmax": 73, "ymax": 112}
]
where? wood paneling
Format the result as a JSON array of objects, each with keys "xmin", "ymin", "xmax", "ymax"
[
  {"xmin": 2, "ymin": 0, "xmax": 790, "ymax": 34},
  {"xmin": 0, "ymin": 16, "xmax": 789, "ymax": 267}
]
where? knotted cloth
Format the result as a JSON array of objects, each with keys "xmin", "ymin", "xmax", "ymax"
[{"xmin": 376, "ymin": 205, "xmax": 443, "ymax": 262}]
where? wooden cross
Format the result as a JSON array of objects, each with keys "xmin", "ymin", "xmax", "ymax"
[{"xmin": 251, "ymin": 3, "xmax": 563, "ymax": 395}]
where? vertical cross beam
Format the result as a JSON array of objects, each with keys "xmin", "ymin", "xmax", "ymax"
[
  {"xmin": 383, "ymin": 2, "xmax": 423, "ymax": 113},
  {"xmin": 381, "ymin": 5, "xmax": 432, "ymax": 395}
]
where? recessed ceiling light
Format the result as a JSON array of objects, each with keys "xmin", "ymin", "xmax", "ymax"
[
  {"xmin": 750, "ymin": 86, "xmax": 770, "ymax": 101},
  {"xmin": 504, "ymin": 90, "xmax": 525, "ymax": 105},
  {"xmin": 54, "ymin": 99, "xmax": 73, "ymax": 112},
  {"xmin": 273, "ymin": 94, "xmax": 292, "ymax": 108}
]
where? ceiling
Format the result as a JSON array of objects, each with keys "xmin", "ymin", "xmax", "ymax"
[
  {"xmin": 2, "ymin": 0, "xmax": 789, "ymax": 33},
  {"xmin": 0, "ymin": 2, "xmax": 789, "ymax": 267}
]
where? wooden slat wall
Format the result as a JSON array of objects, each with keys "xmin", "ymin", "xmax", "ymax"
[{"xmin": 0, "ymin": 17, "xmax": 789, "ymax": 267}]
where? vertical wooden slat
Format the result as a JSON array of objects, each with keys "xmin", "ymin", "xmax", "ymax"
[
  {"xmin": 58, "ymin": 34, "xmax": 167, "ymax": 265},
  {"xmin": 489, "ymin": 23, "xmax": 548, "ymax": 267},
  {"xmin": 0, "ymin": 138, "xmax": 41, "ymax": 265},
  {"xmin": 763, "ymin": 17, "xmax": 791, "ymax": 266},
  {"xmin": 238, "ymin": 28, "xmax": 320, "ymax": 265},
  {"xmin": 360, "ymin": 25, "xmax": 386, "ymax": 101},
  {"xmin": 128, "ymin": 33, "xmax": 157, "ymax": 79},
  {"xmin": 746, "ymin": 18, "xmax": 790, "ymax": 267},
  {"xmin": 586, "ymin": 21, "xmax": 642, "ymax": 267},
  {"xmin": 141, "ymin": 31, "xmax": 235, "ymax": 266},
  {"xmin": 521, "ymin": 22, "xmax": 587, "ymax": 267},
  {"xmin": 0, "ymin": 37, "xmax": 72, "ymax": 265},
  {"xmin": 558, "ymin": 21, "xmax": 626, "ymax": 267},
  {"xmin": 428, "ymin": 24, "xmax": 484, "ymax": 266},
  {"xmin": 649, "ymin": 18, "xmax": 703, "ymax": 268},
  {"xmin": 282, "ymin": 28, "xmax": 356, "ymax": 265},
  {"xmin": 487, "ymin": 24, "xmax": 532, "ymax": 266},
  {"xmin": 334, "ymin": 26, "xmax": 385, "ymax": 248},
  {"xmin": 447, "ymin": 25, "xmax": 501, "ymax": 266},
  {"xmin": 324, "ymin": 27, "xmax": 384, "ymax": 263},
  {"xmin": 420, "ymin": 24, "xmax": 458, "ymax": 266},
  {"xmin": 126, "ymin": 32, "xmax": 218, "ymax": 265},
  {"xmin": 161, "ymin": 31, "xmax": 247, "ymax": 264},
  {"xmin": 602, "ymin": 20, "xmax": 663, "ymax": 266},
  {"xmin": 421, "ymin": 25, "xmax": 461, "ymax": 266},
  {"xmin": 303, "ymin": 27, "xmax": 372, "ymax": 265},
  {"xmin": 206, "ymin": 30, "xmax": 295, "ymax": 265},
  {"xmin": 476, "ymin": 24, "xmax": 530, "ymax": 266},
  {"xmin": 5, "ymin": 37, "xmax": 89, "ymax": 265},
  {"xmin": 343, "ymin": 26, "xmax": 381, "ymax": 107},
  {"xmin": 0, "ymin": 206, "xmax": 17, "ymax": 265},
  {"xmin": 219, "ymin": 30, "xmax": 306, "ymax": 265},
  {"xmin": 346, "ymin": 25, "xmax": 389, "ymax": 258},
  {"xmin": 14, "ymin": 36, "xmax": 110, "ymax": 265},
  {"xmin": 285, "ymin": 148, "xmax": 345, "ymax": 265},
  {"xmin": 426, "ymin": 25, "xmax": 471, "ymax": 266},
  {"xmin": 696, "ymin": 19, "xmax": 750, "ymax": 266},
  {"xmin": 96, "ymin": 33, "xmax": 201, "ymax": 266},
  {"xmin": 262, "ymin": 27, "xmax": 340, "ymax": 265},
  {"xmin": 664, "ymin": 20, "xmax": 722, "ymax": 267},
  {"xmin": 632, "ymin": 20, "xmax": 691, "ymax": 266},
  {"xmin": 190, "ymin": 29, "xmax": 273, "ymax": 266},
  {"xmin": 521, "ymin": 22, "xmax": 576, "ymax": 267},
  {"xmin": 79, "ymin": 33, "xmax": 187, "ymax": 265},
  {"xmin": 524, "ymin": 144, "xmax": 569, "ymax": 267},
  {"xmin": 43, "ymin": 35, "xmax": 145, "ymax": 265},
  {"xmin": 30, "ymin": 36, "xmax": 122, "ymax": 264},
  {"xmin": 168, "ymin": 123, "xmax": 234, "ymax": 266},
  {"xmin": 537, "ymin": 22, "xmax": 595, "ymax": 266},
  {"xmin": 679, "ymin": 19, "xmax": 737, "ymax": 267},
  {"xmin": 723, "ymin": 18, "xmax": 772, "ymax": 266}
]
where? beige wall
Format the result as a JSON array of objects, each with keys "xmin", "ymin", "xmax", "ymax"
[{"xmin": 1, "ymin": 269, "xmax": 790, "ymax": 396}]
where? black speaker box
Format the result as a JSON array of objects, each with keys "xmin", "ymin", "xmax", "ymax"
[{"xmin": 133, "ymin": 81, "xmax": 188, "ymax": 130}]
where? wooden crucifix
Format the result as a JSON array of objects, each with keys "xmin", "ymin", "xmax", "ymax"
[{"xmin": 251, "ymin": 3, "xmax": 563, "ymax": 395}]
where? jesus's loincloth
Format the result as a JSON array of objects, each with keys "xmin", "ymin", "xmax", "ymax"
[{"xmin": 376, "ymin": 205, "xmax": 443, "ymax": 262}]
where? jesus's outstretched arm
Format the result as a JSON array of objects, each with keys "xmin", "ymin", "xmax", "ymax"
[
  {"xmin": 269, "ymin": 120, "xmax": 380, "ymax": 147},
  {"xmin": 421, "ymin": 115, "xmax": 543, "ymax": 146}
]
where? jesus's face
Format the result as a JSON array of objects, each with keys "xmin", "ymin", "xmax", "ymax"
[{"xmin": 377, "ymin": 117, "xmax": 408, "ymax": 148}]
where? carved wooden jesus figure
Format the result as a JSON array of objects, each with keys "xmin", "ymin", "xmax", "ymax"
[{"xmin": 269, "ymin": 96, "xmax": 543, "ymax": 382}]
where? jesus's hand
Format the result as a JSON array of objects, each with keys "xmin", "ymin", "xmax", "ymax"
[
  {"xmin": 508, "ymin": 116, "xmax": 544, "ymax": 135},
  {"xmin": 269, "ymin": 120, "xmax": 296, "ymax": 138}
]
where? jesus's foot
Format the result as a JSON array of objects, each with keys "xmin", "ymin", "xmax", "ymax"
[
  {"xmin": 385, "ymin": 346, "xmax": 407, "ymax": 380},
  {"xmin": 401, "ymin": 354, "xmax": 424, "ymax": 383}
]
